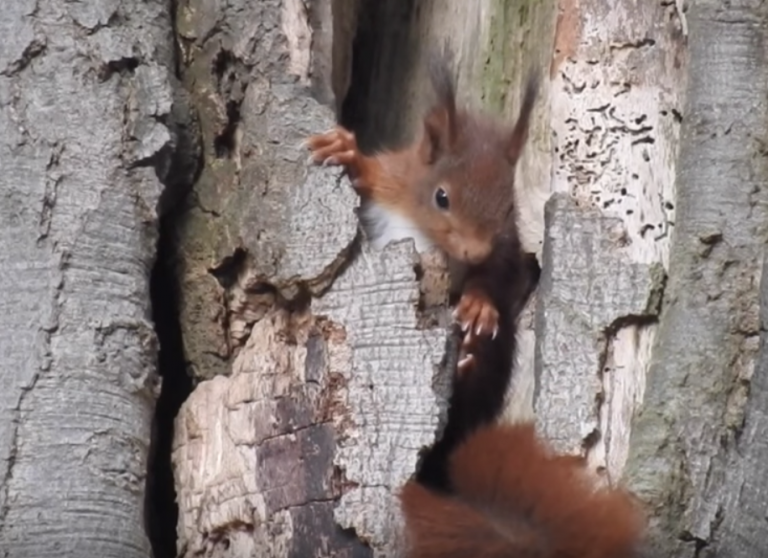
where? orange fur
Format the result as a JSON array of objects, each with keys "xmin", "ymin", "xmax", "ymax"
[
  {"xmin": 305, "ymin": 58, "xmax": 538, "ymax": 269},
  {"xmin": 400, "ymin": 423, "xmax": 645, "ymax": 558},
  {"xmin": 305, "ymin": 126, "xmax": 429, "ymax": 208}
]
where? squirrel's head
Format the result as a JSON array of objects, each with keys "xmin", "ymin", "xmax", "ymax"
[{"xmin": 410, "ymin": 59, "xmax": 539, "ymax": 265}]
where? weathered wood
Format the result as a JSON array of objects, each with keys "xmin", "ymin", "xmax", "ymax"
[
  {"xmin": 535, "ymin": 194, "xmax": 664, "ymax": 466},
  {"xmin": 537, "ymin": 0, "xmax": 687, "ymax": 480},
  {"xmin": 167, "ymin": 0, "xmax": 448, "ymax": 555},
  {"xmin": 173, "ymin": 307, "xmax": 376, "ymax": 558},
  {"xmin": 623, "ymin": 1, "xmax": 768, "ymax": 555},
  {"xmin": 312, "ymin": 243, "xmax": 447, "ymax": 553},
  {"xmin": 173, "ymin": 229, "xmax": 446, "ymax": 558},
  {"xmin": 0, "ymin": 0, "xmax": 174, "ymax": 555}
]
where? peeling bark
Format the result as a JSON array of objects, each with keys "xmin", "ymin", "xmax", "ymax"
[
  {"xmin": 535, "ymin": 194, "xmax": 664, "ymax": 467},
  {"xmin": 538, "ymin": 0, "xmax": 687, "ymax": 483},
  {"xmin": 167, "ymin": 0, "xmax": 443, "ymax": 555},
  {"xmin": 174, "ymin": 241, "xmax": 446, "ymax": 557}
]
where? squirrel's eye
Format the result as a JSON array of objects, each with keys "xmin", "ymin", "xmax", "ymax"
[{"xmin": 434, "ymin": 188, "xmax": 450, "ymax": 210}]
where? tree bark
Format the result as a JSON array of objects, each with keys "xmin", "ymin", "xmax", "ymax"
[
  {"xmin": 624, "ymin": 1, "xmax": 768, "ymax": 556},
  {"xmin": 168, "ymin": 0, "xmax": 557, "ymax": 556},
  {"xmin": 5, "ymin": 0, "xmax": 765, "ymax": 556},
  {"xmin": 537, "ymin": 0, "xmax": 687, "ymax": 483},
  {"xmin": 0, "ymin": 0, "xmax": 175, "ymax": 555}
]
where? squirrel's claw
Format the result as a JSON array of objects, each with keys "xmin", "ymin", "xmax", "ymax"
[{"xmin": 454, "ymin": 288, "xmax": 499, "ymax": 342}]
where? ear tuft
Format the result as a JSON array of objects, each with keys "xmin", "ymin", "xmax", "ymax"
[
  {"xmin": 506, "ymin": 71, "xmax": 540, "ymax": 164},
  {"xmin": 419, "ymin": 46, "xmax": 458, "ymax": 165},
  {"xmin": 420, "ymin": 107, "xmax": 453, "ymax": 164}
]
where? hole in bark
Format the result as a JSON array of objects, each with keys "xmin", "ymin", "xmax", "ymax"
[
  {"xmin": 208, "ymin": 247, "xmax": 248, "ymax": 289},
  {"xmin": 213, "ymin": 49, "xmax": 236, "ymax": 80},
  {"xmin": 211, "ymin": 49, "xmax": 245, "ymax": 159},
  {"xmin": 145, "ymin": 203, "xmax": 194, "ymax": 558},
  {"xmin": 582, "ymin": 427, "xmax": 601, "ymax": 451},
  {"xmin": 100, "ymin": 57, "xmax": 139, "ymax": 80},
  {"xmin": 214, "ymin": 100, "xmax": 242, "ymax": 158}
]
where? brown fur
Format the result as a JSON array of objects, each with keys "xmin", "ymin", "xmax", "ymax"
[
  {"xmin": 400, "ymin": 422, "xmax": 645, "ymax": 558},
  {"xmin": 404, "ymin": 62, "xmax": 538, "ymax": 266},
  {"xmin": 306, "ymin": 56, "xmax": 538, "ymax": 267},
  {"xmin": 306, "ymin": 55, "xmax": 540, "ymax": 359},
  {"xmin": 308, "ymin": 55, "xmax": 542, "ymax": 493}
]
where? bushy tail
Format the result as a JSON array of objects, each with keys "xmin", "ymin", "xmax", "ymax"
[
  {"xmin": 414, "ymin": 250, "xmax": 540, "ymax": 493},
  {"xmin": 401, "ymin": 422, "xmax": 645, "ymax": 558}
]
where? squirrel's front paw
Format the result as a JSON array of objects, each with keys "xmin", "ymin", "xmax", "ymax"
[
  {"xmin": 453, "ymin": 288, "xmax": 499, "ymax": 340},
  {"xmin": 305, "ymin": 126, "xmax": 359, "ymax": 168},
  {"xmin": 453, "ymin": 288, "xmax": 499, "ymax": 375}
]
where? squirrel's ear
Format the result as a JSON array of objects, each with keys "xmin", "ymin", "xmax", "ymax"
[
  {"xmin": 505, "ymin": 72, "xmax": 540, "ymax": 164},
  {"xmin": 419, "ymin": 49, "xmax": 458, "ymax": 165},
  {"xmin": 419, "ymin": 104, "xmax": 456, "ymax": 165}
]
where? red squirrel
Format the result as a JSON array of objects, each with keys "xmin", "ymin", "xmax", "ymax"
[
  {"xmin": 306, "ymin": 53, "xmax": 646, "ymax": 556},
  {"xmin": 308, "ymin": 52, "xmax": 541, "ymax": 493},
  {"xmin": 400, "ymin": 422, "xmax": 646, "ymax": 558},
  {"xmin": 306, "ymin": 53, "xmax": 539, "ymax": 370}
]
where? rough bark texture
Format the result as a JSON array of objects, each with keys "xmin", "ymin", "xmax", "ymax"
[
  {"xmin": 0, "ymin": 0, "xmax": 175, "ymax": 555},
  {"xmin": 624, "ymin": 1, "xmax": 768, "ymax": 556},
  {"xmin": 717, "ymin": 252, "xmax": 768, "ymax": 557},
  {"xmin": 536, "ymin": 0, "xmax": 687, "ymax": 482},
  {"xmin": 167, "ymin": 0, "xmax": 438, "ymax": 556},
  {"xmin": 168, "ymin": 3, "xmax": 453, "ymax": 554},
  {"xmin": 173, "ymin": 241, "xmax": 448, "ymax": 557},
  {"xmin": 168, "ymin": 0, "xmax": 558, "ymax": 557},
  {"xmin": 535, "ymin": 194, "xmax": 665, "ymax": 462},
  {"xmin": 168, "ymin": 0, "xmax": 768, "ymax": 556},
  {"xmin": 342, "ymin": 0, "xmax": 559, "ymax": 426}
]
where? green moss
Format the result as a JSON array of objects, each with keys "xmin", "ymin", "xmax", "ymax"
[
  {"xmin": 479, "ymin": 0, "xmax": 514, "ymax": 114},
  {"xmin": 478, "ymin": 0, "xmax": 553, "ymax": 116}
]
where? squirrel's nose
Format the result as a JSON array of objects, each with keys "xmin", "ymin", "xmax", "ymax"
[{"xmin": 464, "ymin": 250, "xmax": 484, "ymax": 265}]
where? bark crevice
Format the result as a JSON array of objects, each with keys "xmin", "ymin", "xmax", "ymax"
[
  {"xmin": 146, "ymin": 210, "xmax": 194, "ymax": 558},
  {"xmin": 144, "ymin": 26, "xmax": 202, "ymax": 555}
]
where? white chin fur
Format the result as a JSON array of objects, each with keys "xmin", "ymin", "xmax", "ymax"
[{"xmin": 360, "ymin": 202, "xmax": 434, "ymax": 252}]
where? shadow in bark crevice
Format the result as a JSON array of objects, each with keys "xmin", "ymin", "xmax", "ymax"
[
  {"xmin": 339, "ymin": 0, "xmax": 419, "ymax": 152},
  {"xmin": 145, "ymin": 207, "xmax": 194, "ymax": 558}
]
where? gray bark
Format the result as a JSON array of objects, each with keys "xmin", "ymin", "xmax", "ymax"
[
  {"xmin": 0, "ymin": 0, "xmax": 175, "ymax": 556},
  {"xmin": 624, "ymin": 1, "xmax": 768, "ymax": 556},
  {"xmin": 75, "ymin": 0, "xmax": 767, "ymax": 557},
  {"xmin": 534, "ymin": 0, "xmax": 686, "ymax": 483},
  {"xmin": 535, "ymin": 194, "xmax": 665, "ymax": 456},
  {"xmin": 717, "ymin": 251, "xmax": 768, "ymax": 557},
  {"xmin": 169, "ymin": 0, "xmax": 392, "ymax": 555},
  {"xmin": 169, "ymin": 0, "xmax": 557, "ymax": 557}
]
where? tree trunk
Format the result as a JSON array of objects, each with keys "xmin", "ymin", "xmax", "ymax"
[
  {"xmin": 0, "ymin": 0, "xmax": 177, "ymax": 556},
  {"xmin": 167, "ymin": 1, "xmax": 556, "ymax": 557},
  {"xmin": 624, "ymin": 1, "xmax": 768, "ymax": 556},
  {"xmin": 3, "ymin": 0, "xmax": 768, "ymax": 557}
]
